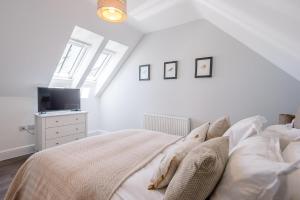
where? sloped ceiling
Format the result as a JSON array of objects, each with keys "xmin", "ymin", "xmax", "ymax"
[
  {"xmin": 1, "ymin": 0, "xmax": 299, "ymax": 98},
  {"xmin": 193, "ymin": 0, "xmax": 300, "ymax": 82},
  {"xmin": 125, "ymin": 0, "xmax": 300, "ymax": 82},
  {"xmin": 0, "ymin": 0, "xmax": 142, "ymax": 97}
]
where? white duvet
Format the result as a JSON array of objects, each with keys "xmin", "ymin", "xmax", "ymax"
[{"xmin": 112, "ymin": 139, "xmax": 181, "ymax": 200}]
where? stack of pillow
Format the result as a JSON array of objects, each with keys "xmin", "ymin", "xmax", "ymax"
[
  {"xmin": 212, "ymin": 136, "xmax": 287, "ymax": 200},
  {"xmin": 148, "ymin": 116, "xmax": 232, "ymax": 199},
  {"xmin": 148, "ymin": 113, "xmax": 300, "ymax": 200}
]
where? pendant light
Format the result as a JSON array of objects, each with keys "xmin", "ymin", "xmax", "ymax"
[{"xmin": 97, "ymin": 0, "xmax": 127, "ymax": 23}]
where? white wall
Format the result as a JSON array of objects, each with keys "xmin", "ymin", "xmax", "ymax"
[
  {"xmin": 0, "ymin": 0, "xmax": 142, "ymax": 97},
  {"xmin": 0, "ymin": 97, "xmax": 36, "ymax": 160},
  {"xmin": 81, "ymin": 87, "xmax": 102, "ymax": 133},
  {"xmin": 193, "ymin": 0, "xmax": 300, "ymax": 82},
  {"xmin": 0, "ymin": 0, "xmax": 143, "ymax": 159},
  {"xmin": 98, "ymin": 20, "xmax": 300, "ymax": 131},
  {"xmin": 0, "ymin": 95, "xmax": 102, "ymax": 160}
]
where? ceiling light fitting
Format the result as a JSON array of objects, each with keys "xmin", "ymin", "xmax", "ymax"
[{"xmin": 97, "ymin": 0, "xmax": 127, "ymax": 23}]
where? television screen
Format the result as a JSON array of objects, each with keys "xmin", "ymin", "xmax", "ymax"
[{"xmin": 38, "ymin": 87, "xmax": 81, "ymax": 112}]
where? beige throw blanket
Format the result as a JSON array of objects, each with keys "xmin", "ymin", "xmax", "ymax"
[{"xmin": 5, "ymin": 130, "xmax": 180, "ymax": 200}]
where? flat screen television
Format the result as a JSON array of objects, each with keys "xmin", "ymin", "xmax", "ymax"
[{"xmin": 38, "ymin": 87, "xmax": 81, "ymax": 112}]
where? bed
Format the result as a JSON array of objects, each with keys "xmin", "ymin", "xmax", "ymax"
[
  {"xmin": 5, "ymin": 113, "xmax": 300, "ymax": 200},
  {"xmin": 5, "ymin": 129, "xmax": 181, "ymax": 200}
]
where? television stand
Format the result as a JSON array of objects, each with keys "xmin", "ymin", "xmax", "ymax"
[{"xmin": 35, "ymin": 111, "xmax": 88, "ymax": 151}]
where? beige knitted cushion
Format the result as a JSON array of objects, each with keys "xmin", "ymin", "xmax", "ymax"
[
  {"xmin": 185, "ymin": 122, "xmax": 210, "ymax": 142},
  {"xmin": 148, "ymin": 122, "xmax": 211, "ymax": 190},
  {"xmin": 295, "ymin": 108, "xmax": 300, "ymax": 129},
  {"xmin": 148, "ymin": 140, "xmax": 203, "ymax": 190},
  {"xmin": 164, "ymin": 137, "xmax": 229, "ymax": 200},
  {"xmin": 206, "ymin": 116, "xmax": 231, "ymax": 140}
]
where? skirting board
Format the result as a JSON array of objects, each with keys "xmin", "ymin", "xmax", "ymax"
[{"xmin": 0, "ymin": 144, "xmax": 36, "ymax": 162}]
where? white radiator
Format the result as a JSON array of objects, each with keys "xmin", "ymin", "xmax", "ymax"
[{"xmin": 144, "ymin": 113, "xmax": 191, "ymax": 136}]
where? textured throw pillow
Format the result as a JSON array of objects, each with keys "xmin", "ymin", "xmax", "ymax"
[
  {"xmin": 223, "ymin": 115, "xmax": 267, "ymax": 153},
  {"xmin": 164, "ymin": 137, "xmax": 229, "ymax": 200},
  {"xmin": 148, "ymin": 140, "xmax": 202, "ymax": 190},
  {"xmin": 206, "ymin": 116, "xmax": 231, "ymax": 140},
  {"xmin": 282, "ymin": 142, "xmax": 300, "ymax": 200},
  {"xmin": 294, "ymin": 108, "xmax": 300, "ymax": 129},
  {"xmin": 185, "ymin": 122, "xmax": 210, "ymax": 142},
  {"xmin": 210, "ymin": 136, "xmax": 298, "ymax": 200}
]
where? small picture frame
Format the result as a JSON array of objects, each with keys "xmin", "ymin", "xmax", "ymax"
[
  {"xmin": 164, "ymin": 61, "xmax": 178, "ymax": 79},
  {"xmin": 195, "ymin": 57, "xmax": 213, "ymax": 78},
  {"xmin": 139, "ymin": 64, "xmax": 150, "ymax": 81}
]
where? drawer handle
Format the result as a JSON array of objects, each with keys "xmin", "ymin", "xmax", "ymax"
[
  {"xmin": 76, "ymin": 118, "xmax": 79, "ymax": 120},
  {"xmin": 56, "ymin": 131, "xmax": 59, "ymax": 134},
  {"xmin": 56, "ymin": 142, "xmax": 59, "ymax": 145},
  {"xmin": 56, "ymin": 121, "xmax": 59, "ymax": 123},
  {"xmin": 75, "ymin": 138, "xmax": 79, "ymax": 140}
]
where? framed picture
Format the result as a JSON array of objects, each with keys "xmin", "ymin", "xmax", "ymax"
[
  {"xmin": 195, "ymin": 57, "xmax": 213, "ymax": 78},
  {"xmin": 139, "ymin": 64, "xmax": 150, "ymax": 81},
  {"xmin": 164, "ymin": 61, "xmax": 178, "ymax": 79}
]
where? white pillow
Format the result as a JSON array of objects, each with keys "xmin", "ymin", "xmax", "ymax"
[
  {"xmin": 282, "ymin": 142, "xmax": 300, "ymax": 200},
  {"xmin": 223, "ymin": 115, "xmax": 267, "ymax": 152},
  {"xmin": 262, "ymin": 125, "xmax": 300, "ymax": 150},
  {"xmin": 283, "ymin": 141, "xmax": 300, "ymax": 162},
  {"xmin": 211, "ymin": 136, "xmax": 296, "ymax": 200}
]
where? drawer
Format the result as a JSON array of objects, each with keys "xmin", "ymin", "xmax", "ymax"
[
  {"xmin": 45, "ymin": 124, "xmax": 86, "ymax": 140},
  {"xmin": 46, "ymin": 133, "xmax": 85, "ymax": 148},
  {"xmin": 46, "ymin": 114, "xmax": 85, "ymax": 128}
]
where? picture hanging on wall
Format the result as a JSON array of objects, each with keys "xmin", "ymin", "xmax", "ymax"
[
  {"xmin": 139, "ymin": 64, "xmax": 150, "ymax": 81},
  {"xmin": 164, "ymin": 61, "xmax": 178, "ymax": 79},
  {"xmin": 195, "ymin": 57, "xmax": 213, "ymax": 78}
]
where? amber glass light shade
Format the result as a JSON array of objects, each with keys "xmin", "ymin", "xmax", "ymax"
[{"xmin": 97, "ymin": 0, "xmax": 127, "ymax": 23}]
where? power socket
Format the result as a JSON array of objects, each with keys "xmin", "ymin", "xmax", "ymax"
[
  {"xmin": 19, "ymin": 125, "xmax": 35, "ymax": 132},
  {"xmin": 19, "ymin": 126, "xmax": 27, "ymax": 131}
]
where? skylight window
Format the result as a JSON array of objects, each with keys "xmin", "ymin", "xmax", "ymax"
[
  {"xmin": 54, "ymin": 40, "xmax": 88, "ymax": 79},
  {"xmin": 86, "ymin": 50, "xmax": 115, "ymax": 82}
]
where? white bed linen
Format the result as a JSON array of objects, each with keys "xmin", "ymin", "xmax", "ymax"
[
  {"xmin": 111, "ymin": 138, "xmax": 182, "ymax": 200},
  {"xmin": 262, "ymin": 124, "xmax": 300, "ymax": 150},
  {"xmin": 210, "ymin": 136, "xmax": 289, "ymax": 200},
  {"xmin": 282, "ymin": 142, "xmax": 300, "ymax": 200},
  {"xmin": 223, "ymin": 115, "xmax": 266, "ymax": 153}
]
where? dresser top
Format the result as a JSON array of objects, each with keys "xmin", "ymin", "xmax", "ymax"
[{"xmin": 35, "ymin": 111, "xmax": 87, "ymax": 118}]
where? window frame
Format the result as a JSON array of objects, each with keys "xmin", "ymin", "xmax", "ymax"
[
  {"xmin": 86, "ymin": 49, "xmax": 115, "ymax": 82},
  {"xmin": 53, "ymin": 39, "xmax": 89, "ymax": 80}
]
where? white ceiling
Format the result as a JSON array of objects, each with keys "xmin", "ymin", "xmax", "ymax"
[
  {"xmin": 119, "ymin": 0, "xmax": 300, "ymax": 82},
  {"xmin": 87, "ymin": 0, "xmax": 202, "ymax": 33},
  {"xmin": 126, "ymin": 0, "xmax": 201, "ymax": 33}
]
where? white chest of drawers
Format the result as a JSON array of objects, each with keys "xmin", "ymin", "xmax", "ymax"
[{"xmin": 35, "ymin": 111, "xmax": 88, "ymax": 151}]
